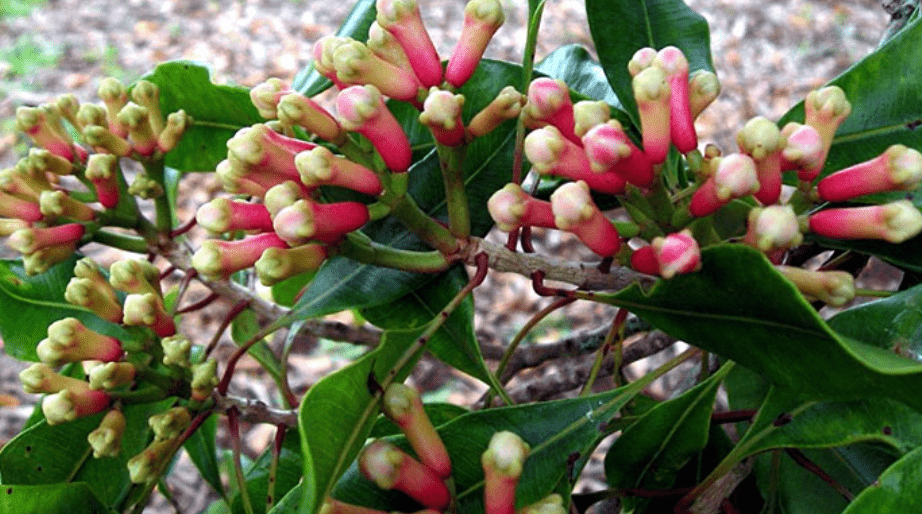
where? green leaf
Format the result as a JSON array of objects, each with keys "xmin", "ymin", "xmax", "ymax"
[
  {"xmin": 0, "ymin": 257, "xmax": 141, "ymax": 362},
  {"xmin": 292, "ymin": 0, "xmax": 377, "ymax": 96},
  {"xmin": 604, "ymin": 363, "xmax": 731, "ymax": 500},
  {"xmin": 0, "ymin": 483, "xmax": 107, "ymax": 513},
  {"xmin": 139, "ymin": 61, "xmax": 263, "ymax": 172},
  {"xmin": 0, "ymin": 400, "xmax": 173, "ymax": 508},
  {"xmin": 598, "ymin": 245, "xmax": 922, "ymax": 411},
  {"xmin": 808, "ymin": 235, "xmax": 922, "ymax": 275},
  {"xmin": 586, "ymin": 0, "xmax": 713, "ymax": 125},
  {"xmin": 840, "ymin": 445, "xmax": 922, "ymax": 513},
  {"xmin": 298, "ymin": 327, "xmax": 428, "ymax": 514},
  {"xmin": 230, "ymin": 430, "xmax": 302, "ymax": 514},
  {"xmin": 184, "ymin": 415, "xmax": 225, "ymax": 499},
  {"xmin": 230, "ymin": 308, "xmax": 283, "ymax": 379},
  {"xmin": 535, "ymin": 44, "xmax": 622, "ymax": 110},
  {"xmin": 287, "ymin": 59, "xmax": 521, "ymax": 321},
  {"xmin": 828, "ymin": 283, "xmax": 922, "ymax": 358},
  {"xmin": 362, "ymin": 266, "xmax": 492, "ymax": 383}
]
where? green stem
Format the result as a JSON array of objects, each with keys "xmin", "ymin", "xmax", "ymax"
[
  {"xmin": 366, "ymin": 202, "xmax": 391, "ymax": 221},
  {"xmin": 108, "ymin": 384, "xmax": 170, "ymax": 404},
  {"xmin": 340, "ymin": 232, "xmax": 452, "ymax": 273},
  {"xmin": 580, "ymin": 322, "xmax": 620, "ymax": 397},
  {"xmin": 510, "ymin": 0, "xmax": 546, "ymax": 185},
  {"xmin": 855, "ymin": 288, "xmax": 895, "ymax": 298},
  {"xmin": 91, "ymin": 230, "xmax": 150, "ymax": 253},
  {"xmin": 388, "ymin": 194, "xmax": 460, "ymax": 255},
  {"xmin": 435, "ymin": 142, "xmax": 471, "ymax": 239},
  {"xmin": 142, "ymin": 159, "xmax": 173, "ymax": 233}
]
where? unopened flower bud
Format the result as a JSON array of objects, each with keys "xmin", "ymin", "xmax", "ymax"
[
  {"xmin": 109, "ymin": 259, "xmax": 161, "ymax": 296},
  {"xmin": 251, "ymin": 78, "xmax": 290, "ymax": 119},
  {"xmin": 581, "ymin": 120, "xmax": 654, "ymax": 187},
  {"xmin": 162, "ymin": 335, "xmax": 192, "ymax": 367},
  {"xmin": 295, "ymin": 146, "xmax": 383, "ymax": 196},
  {"xmin": 776, "ymin": 266, "xmax": 855, "ymax": 306},
  {"xmin": 651, "ymin": 230, "xmax": 701, "ymax": 279},
  {"xmin": 191, "ymin": 359, "xmax": 219, "ymax": 401},
  {"xmin": 809, "ymin": 200, "xmax": 922, "ymax": 244},
  {"xmin": 16, "ymin": 106, "xmax": 80, "ymax": 162},
  {"xmin": 482, "ymin": 431, "xmax": 530, "ymax": 514},
  {"xmin": 39, "ymin": 190, "xmax": 96, "ymax": 222},
  {"xmin": 23, "ymin": 244, "xmax": 76, "ymax": 275},
  {"xmin": 255, "ymin": 243, "xmax": 329, "ymax": 286},
  {"xmin": 804, "ymin": 85, "xmax": 851, "ymax": 174},
  {"xmin": 215, "ymin": 159, "xmax": 269, "ymax": 197},
  {"xmin": 0, "ymin": 218, "xmax": 30, "ymax": 237},
  {"xmin": 523, "ymin": 78, "xmax": 578, "ymax": 144},
  {"xmin": 0, "ymin": 167, "xmax": 44, "ymax": 202},
  {"xmin": 37, "ymin": 317, "xmax": 123, "ymax": 366},
  {"xmin": 487, "ymin": 183, "xmax": 556, "ymax": 232},
  {"xmin": 0, "ymin": 191, "xmax": 42, "ymax": 222},
  {"xmin": 264, "ymin": 180, "xmax": 305, "ymax": 217},
  {"xmin": 468, "ymin": 86, "xmax": 524, "ymax": 138},
  {"xmin": 445, "ymin": 0, "xmax": 505, "ymax": 87},
  {"xmin": 780, "ymin": 122, "xmax": 825, "ymax": 181},
  {"xmin": 277, "ymin": 93, "xmax": 343, "ymax": 142},
  {"xmin": 332, "ymin": 40, "xmax": 422, "ymax": 102},
  {"xmin": 97, "ymin": 77, "xmax": 129, "ymax": 137},
  {"xmin": 73, "ymin": 257, "xmax": 119, "ymax": 303},
  {"xmin": 196, "ymin": 198, "xmax": 274, "ymax": 234},
  {"xmin": 654, "ymin": 46, "xmax": 696, "ymax": 153},
  {"xmin": 383, "ymin": 383, "xmax": 451, "ymax": 478},
  {"xmin": 149, "ymin": 407, "xmax": 191, "ymax": 441},
  {"xmin": 628, "ymin": 47, "xmax": 657, "ymax": 77},
  {"xmin": 817, "ymin": 144, "xmax": 922, "ymax": 202},
  {"xmin": 123, "ymin": 292, "xmax": 176, "ymax": 337},
  {"xmin": 88, "ymin": 362, "xmax": 136, "ymax": 390},
  {"xmin": 336, "ymin": 85, "xmax": 412, "ymax": 172},
  {"xmin": 736, "ymin": 117, "xmax": 783, "ymax": 204},
  {"xmin": 85, "ymin": 153, "xmax": 121, "ymax": 209},
  {"xmin": 573, "ymin": 100, "xmax": 610, "ymax": 139},
  {"xmin": 77, "ymin": 103, "xmax": 108, "ymax": 130},
  {"xmin": 88, "ymin": 409, "xmax": 126, "ymax": 458},
  {"xmin": 8, "ymin": 223, "xmax": 85, "ymax": 255},
  {"xmin": 226, "ymin": 124, "xmax": 315, "ymax": 190},
  {"xmin": 55, "ymin": 94, "xmax": 81, "ymax": 129},
  {"xmin": 127, "ymin": 439, "xmax": 174, "ymax": 484},
  {"xmin": 19, "ymin": 363, "xmax": 86, "ymax": 394},
  {"xmin": 550, "ymin": 181, "xmax": 621, "ymax": 256},
  {"xmin": 117, "ymin": 103, "xmax": 158, "ymax": 156},
  {"xmin": 359, "ymin": 439, "xmax": 451, "ymax": 510},
  {"xmin": 83, "ymin": 125, "xmax": 132, "ymax": 157},
  {"xmin": 28, "ymin": 147, "xmax": 73, "ymax": 176},
  {"xmin": 376, "ymin": 0, "xmax": 443, "ymax": 87},
  {"xmin": 157, "ymin": 110, "xmax": 191, "ymax": 153},
  {"xmin": 192, "ymin": 233, "xmax": 289, "ymax": 278},
  {"xmin": 525, "ymin": 126, "xmax": 626, "ymax": 195},
  {"xmin": 419, "ymin": 88, "xmax": 466, "ymax": 146},
  {"xmin": 127, "ymin": 172, "xmax": 164, "ymax": 199},
  {"xmin": 273, "ymin": 199, "xmax": 370, "ymax": 245},
  {"xmin": 689, "ymin": 154, "xmax": 759, "ymax": 217},
  {"xmin": 312, "ymin": 36, "xmax": 353, "ymax": 88},
  {"xmin": 745, "ymin": 205, "xmax": 803, "ymax": 254},
  {"xmin": 130, "ymin": 80, "xmax": 165, "ymax": 135},
  {"xmin": 42, "ymin": 386, "xmax": 111, "ymax": 425},
  {"xmin": 633, "ymin": 66, "xmax": 671, "ymax": 164},
  {"xmin": 65, "ymin": 277, "xmax": 123, "ymax": 323},
  {"xmin": 689, "ymin": 70, "xmax": 720, "ymax": 119}
]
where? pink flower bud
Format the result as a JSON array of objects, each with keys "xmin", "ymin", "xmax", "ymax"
[
  {"xmin": 16, "ymin": 106, "xmax": 80, "ymax": 162},
  {"xmin": 487, "ymin": 183, "xmax": 556, "ymax": 232},
  {"xmin": 19, "ymin": 363, "xmax": 87, "ymax": 394},
  {"xmin": 42, "ymin": 386, "xmax": 111, "ymax": 425},
  {"xmin": 65, "ymin": 277, "xmax": 124, "ymax": 323},
  {"xmin": 550, "ymin": 181, "xmax": 621, "ymax": 256},
  {"xmin": 817, "ymin": 144, "xmax": 922, "ymax": 202},
  {"xmin": 312, "ymin": 36, "xmax": 352, "ymax": 89},
  {"xmin": 525, "ymin": 126, "xmax": 626, "ymax": 195},
  {"xmin": 779, "ymin": 122, "xmax": 825, "ymax": 182},
  {"xmin": 226, "ymin": 124, "xmax": 316, "ymax": 190},
  {"xmin": 376, "ymin": 0, "xmax": 443, "ymax": 88},
  {"xmin": 332, "ymin": 40, "xmax": 422, "ymax": 102},
  {"xmin": 419, "ymin": 88, "xmax": 466, "ymax": 146},
  {"xmin": 0, "ymin": 218, "xmax": 30, "ymax": 237},
  {"xmin": 360, "ymin": 439, "xmax": 450, "ymax": 510},
  {"xmin": 804, "ymin": 85, "xmax": 851, "ymax": 175},
  {"xmin": 0, "ymin": 191, "xmax": 42, "ymax": 222},
  {"xmin": 264, "ymin": 180, "xmax": 305, "ymax": 217},
  {"xmin": 628, "ymin": 47, "xmax": 657, "ymax": 77},
  {"xmin": 255, "ymin": 243, "xmax": 328, "ymax": 286},
  {"xmin": 85, "ymin": 153, "xmax": 121, "ymax": 209},
  {"xmin": 482, "ymin": 431, "xmax": 530, "ymax": 514},
  {"xmin": 581, "ymin": 120, "xmax": 655, "ymax": 187},
  {"xmin": 215, "ymin": 159, "xmax": 269, "ymax": 197},
  {"xmin": 295, "ymin": 146, "xmax": 383, "ymax": 196},
  {"xmin": 467, "ymin": 86, "xmax": 524, "ymax": 138},
  {"xmin": 23, "ymin": 244, "xmax": 76, "ymax": 276},
  {"xmin": 277, "ymin": 93, "xmax": 344, "ymax": 142},
  {"xmin": 776, "ymin": 266, "xmax": 855, "ymax": 306},
  {"xmin": 382, "ymin": 383, "xmax": 452, "ymax": 478},
  {"xmin": 652, "ymin": 230, "xmax": 701, "ymax": 279},
  {"xmin": 123, "ymin": 292, "xmax": 176, "ymax": 337},
  {"xmin": 632, "ymin": 67, "xmax": 671, "ymax": 164},
  {"xmin": 336, "ymin": 85, "xmax": 412, "ymax": 172},
  {"xmin": 0, "ymin": 167, "xmax": 44, "ymax": 202},
  {"xmin": 39, "ymin": 190, "xmax": 97, "ymax": 222},
  {"xmin": 367, "ymin": 22, "xmax": 415, "ymax": 73},
  {"xmin": 27, "ymin": 148, "xmax": 73, "ymax": 176},
  {"xmin": 8, "ymin": 223, "xmax": 84, "ymax": 255},
  {"xmin": 191, "ymin": 232, "xmax": 289, "ymax": 278},
  {"xmin": 88, "ymin": 409, "xmax": 126, "ymax": 458},
  {"xmin": 689, "ymin": 154, "xmax": 759, "ymax": 217},
  {"xmin": 809, "ymin": 200, "xmax": 922, "ymax": 244},
  {"xmin": 689, "ymin": 70, "xmax": 720, "ymax": 120},
  {"xmin": 744, "ymin": 205, "xmax": 803, "ymax": 254},
  {"xmin": 250, "ymin": 77, "xmax": 291, "ymax": 119},
  {"xmin": 196, "ymin": 198, "xmax": 274, "ymax": 234},
  {"xmin": 654, "ymin": 46, "xmax": 696, "ymax": 153},
  {"xmin": 272, "ymin": 199, "xmax": 369, "ymax": 245},
  {"xmin": 445, "ymin": 0, "xmax": 505, "ymax": 87},
  {"xmin": 157, "ymin": 110, "xmax": 191, "ymax": 153},
  {"xmin": 573, "ymin": 100, "xmax": 610, "ymax": 139},
  {"xmin": 736, "ymin": 117, "xmax": 784, "ymax": 205},
  {"xmin": 83, "ymin": 125, "xmax": 132, "ymax": 157},
  {"xmin": 88, "ymin": 362, "xmax": 136, "ymax": 390},
  {"xmin": 130, "ymin": 80, "xmax": 165, "ymax": 135},
  {"xmin": 629, "ymin": 245, "xmax": 660, "ymax": 276},
  {"xmin": 523, "ymin": 78, "xmax": 578, "ymax": 144},
  {"xmin": 97, "ymin": 77, "xmax": 130, "ymax": 137},
  {"xmin": 109, "ymin": 259, "xmax": 161, "ymax": 296}
]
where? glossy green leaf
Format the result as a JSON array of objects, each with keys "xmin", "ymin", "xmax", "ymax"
[
  {"xmin": 139, "ymin": 61, "xmax": 263, "ymax": 171},
  {"xmin": 362, "ymin": 266, "xmax": 491, "ymax": 383},
  {"xmin": 270, "ymin": 482, "xmax": 304, "ymax": 514},
  {"xmin": 604, "ymin": 363, "xmax": 731, "ymax": 502},
  {"xmin": 184, "ymin": 415, "xmax": 225, "ymax": 499},
  {"xmin": 0, "ymin": 257, "xmax": 141, "ymax": 362},
  {"xmin": 780, "ymin": 15, "xmax": 922, "ymax": 185},
  {"xmin": 809, "ymin": 235, "xmax": 922, "ymax": 275},
  {"xmin": 298, "ymin": 326, "xmax": 427, "ymax": 514},
  {"xmin": 828, "ymin": 283, "xmax": 922, "ymax": 359},
  {"xmin": 0, "ymin": 399, "xmax": 173, "ymax": 508},
  {"xmin": 0, "ymin": 483, "xmax": 107, "ymax": 513},
  {"xmin": 230, "ymin": 430, "xmax": 302, "ymax": 514},
  {"xmin": 230, "ymin": 308, "xmax": 283, "ymax": 379},
  {"xmin": 599, "ymin": 245, "xmax": 922, "ymax": 411},
  {"xmin": 535, "ymin": 44, "xmax": 622, "ymax": 109},
  {"xmin": 586, "ymin": 0, "xmax": 713, "ymax": 125},
  {"xmin": 292, "ymin": 0, "xmax": 376, "ymax": 96},
  {"xmin": 287, "ymin": 60, "xmax": 521, "ymax": 321},
  {"xmin": 840, "ymin": 445, "xmax": 922, "ymax": 513}
]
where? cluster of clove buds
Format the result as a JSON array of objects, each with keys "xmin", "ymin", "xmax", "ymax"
[{"xmin": 18, "ymin": 257, "xmax": 219, "ymax": 482}]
